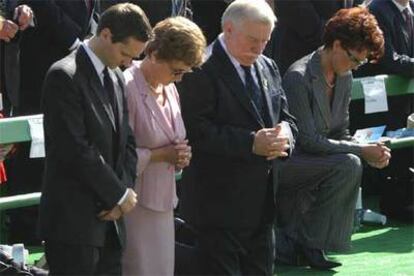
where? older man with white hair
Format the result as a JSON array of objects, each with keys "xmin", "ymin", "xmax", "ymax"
[{"xmin": 177, "ymin": 0, "xmax": 297, "ymax": 275}]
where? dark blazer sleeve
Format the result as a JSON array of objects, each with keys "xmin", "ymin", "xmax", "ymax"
[
  {"xmin": 283, "ymin": 70, "xmax": 362, "ymax": 156},
  {"xmin": 370, "ymin": 4, "xmax": 414, "ymax": 76},
  {"xmin": 42, "ymin": 66, "xmax": 126, "ymax": 209},
  {"xmin": 178, "ymin": 68, "xmax": 257, "ymax": 161},
  {"xmin": 22, "ymin": 0, "xmax": 91, "ymax": 49}
]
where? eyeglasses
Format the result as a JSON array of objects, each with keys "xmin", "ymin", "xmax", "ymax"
[
  {"xmin": 345, "ymin": 49, "xmax": 368, "ymax": 67},
  {"xmin": 168, "ymin": 64, "xmax": 193, "ymax": 77}
]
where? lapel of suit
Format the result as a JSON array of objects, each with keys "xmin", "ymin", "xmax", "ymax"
[
  {"xmin": 113, "ymin": 69, "xmax": 124, "ymax": 129},
  {"xmin": 255, "ymin": 59, "xmax": 276, "ymax": 126},
  {"xmin": 145, "ymin": 92, "xmax": 176, "ymax": 142},
  {"xmin": 135, "ymin": 70, "xmax": 176, "ymax": 141},
  {"xmin": 211, "ymin": 41, "xmax": 264, "ymax": 127},
  {"xmin": 78, "ymin": 46, "xmax": 117, "ymax": 130},
  {"xmin": 309, "ymin": 51, "xmax": 331, "ymax": 129}
]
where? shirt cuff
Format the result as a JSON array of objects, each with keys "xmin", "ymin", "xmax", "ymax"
[
  {"xmin": 117, "ymin": 189, "xmax": 129, "ymax": 205},
  {"xmin": 69, "ymin": 38, "xmax": 80, "ymax": 51}
]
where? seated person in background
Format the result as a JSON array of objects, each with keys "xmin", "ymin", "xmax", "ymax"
[
  {"xmin": 0, "ymin": 5, "xmax": 33, "ymax": 183},
  {"xmin": 357, "ymin": 0, "xmax": 414, "ymax": 77},
  {"xmin": 353, "ymin": 0, "xmax": 414, "ymax": 222},
  {"xmin": 122, "ymin": 16, "xmax": 206, "ymax": 276},
  {"xmin": 276, "ymin": 7, "xmax": 390, "ymax": 270},
  {"xmin": 1, "ymin": 4, "xmax": 33, "ymax": 116},
  {"xmin": 270, "ymin": 0, "xmax": 363, "ymax": 75}
]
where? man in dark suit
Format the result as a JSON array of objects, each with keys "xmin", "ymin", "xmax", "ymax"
[
  {"xmin": 177, "ymin": 1, "xmax": 297, "ymax": 274},
  {"xmin": 39, "ymin": 3, "xmax": 152, "ymax": 274},
  {"xmin": 271, "ymin": 0, "xmax": 362, "ymax": 75},
  {"xmin": 6, "ymin": 0, "xmax": 99, "ymax": 245},
  {"xmin": 357, "ymin": 0, "xmax": 414, "ymax": 77}
]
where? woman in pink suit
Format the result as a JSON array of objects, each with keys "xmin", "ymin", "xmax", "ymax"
[{"xmin": 122, "ymin": 16, "xmax": 206, "ymax": 275}]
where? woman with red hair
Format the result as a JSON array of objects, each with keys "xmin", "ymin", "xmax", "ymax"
[{"xmin": 275, "ymin": 7, "xmax": 390, "ymax": 270}]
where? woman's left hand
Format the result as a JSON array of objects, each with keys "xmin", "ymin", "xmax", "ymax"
[{"xmin": 175, "ymin": 140, "xmax": 191, "ymax": 169}]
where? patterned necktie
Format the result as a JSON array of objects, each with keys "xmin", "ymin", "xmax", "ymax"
[
  {"xmin": 402, "ymin": 8, "xmax": 413, "ymax": 54},
  {"xmin": 241, "ymin": 65, "xmax": 264, "ymax": 118}
]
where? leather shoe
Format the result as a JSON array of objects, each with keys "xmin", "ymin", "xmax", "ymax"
[{"xmin": 301, "ymin": 247, "xmax": 342, "ymax": 270}]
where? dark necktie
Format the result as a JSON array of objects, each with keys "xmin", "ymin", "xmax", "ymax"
[
  {"xmin": 402, "ymin": 8, "xmax": 413, "ymax": 54},
  {"xmin": 85, "ymin": 0, "xmax": 93, "ymax": 16},
  {"xmin": 241, "ymin": 65, "xmax": 264, "ymax": 118},
  {"xmin": 103, "ymin": 67, "xmax": 118, "ymax": 123}
]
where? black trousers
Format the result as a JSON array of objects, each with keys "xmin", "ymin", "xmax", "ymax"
[
  {"xmin": 45, "ymin": 224, "xmax": 122, "ymax": 276},
  {"xmin": 197, "ymin": 224, "xmax": 274, "ymax": 276}
]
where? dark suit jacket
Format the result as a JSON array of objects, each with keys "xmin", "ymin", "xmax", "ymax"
[
  {"xmin": 39, "ymin": 46, "xmax": 137, "ymax": 247},
  {"xmin": 356, "ymin": 0, "xmax": 414, "ymax": 77},
  {"xmin": 272, "ymin": 0, "xmax": 362, "ymax": 75},
  {"xmin": 177, "ymin": 41, "xmax": 297, "ymax": 229},
  {"xmin": 18, "ymin": 0, "xmax": 97, "ymax": 114}
]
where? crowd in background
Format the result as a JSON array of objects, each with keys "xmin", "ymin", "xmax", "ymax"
[{"xmin": 0, "ymin": 0, "xmax": 412, "ymax": 275}]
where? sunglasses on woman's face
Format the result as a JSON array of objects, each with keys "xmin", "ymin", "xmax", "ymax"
[
  {"xmin": 345, "ymin": 49, "xmax": 368, "ymax": 67},
  {"xmin": 168, "ymin": 64, "xmax": 193, "ymax": 77}
]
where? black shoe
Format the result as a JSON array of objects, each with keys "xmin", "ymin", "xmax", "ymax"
[{"xmin": 301, "ymin": 247, "xmax": 342, "ymax": 270}]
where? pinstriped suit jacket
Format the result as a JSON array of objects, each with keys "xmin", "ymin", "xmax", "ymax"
[{"xmin": 282, "ymin": 49, "xmax": 362, "ymax": 156}]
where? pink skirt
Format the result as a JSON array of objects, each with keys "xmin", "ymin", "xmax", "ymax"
[{"xmin": 122, "ymin": 204, "xmax": 174, "ymax": 276}]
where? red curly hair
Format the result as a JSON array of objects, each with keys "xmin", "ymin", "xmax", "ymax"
[{"xmin": 323, "ymin": 7, "xmax": 384, "ymax": 61}]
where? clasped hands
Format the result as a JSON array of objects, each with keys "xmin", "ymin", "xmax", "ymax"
[
  {"xmin": 98, "ymin": 188, "xmax": 138, "ymax": 221},
  {"xmin": 0, "ymin": 5, "xmax": 33, "ymax": 42},
  {"xmin": 153, "ymin": 140, "xmax": 192, "ymax": 170},
  {"xmin": 252, "ymin": 123, "xmax": 290, "ymax": 160},
  {"xmin": 361, "ymin": 143, "xmax": 391, "ymax": 169}
]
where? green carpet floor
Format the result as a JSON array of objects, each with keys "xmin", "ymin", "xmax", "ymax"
[
  {"xmin": 27, "ymin": 222, "xmax": 412, "ymax": 275},
  {"xmin": 276, "ymin": 222, "xmax": 414, "ymax": 276}
]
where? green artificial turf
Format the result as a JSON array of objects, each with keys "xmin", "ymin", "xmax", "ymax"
[{"xmin": 276, "ymin": 222, "xmax": 414, "ymax": 276}]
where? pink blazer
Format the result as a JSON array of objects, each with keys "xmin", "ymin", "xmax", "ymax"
[{"xmin": 124, "ymin": 61, "xmax": 186, "ymax": 212}]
